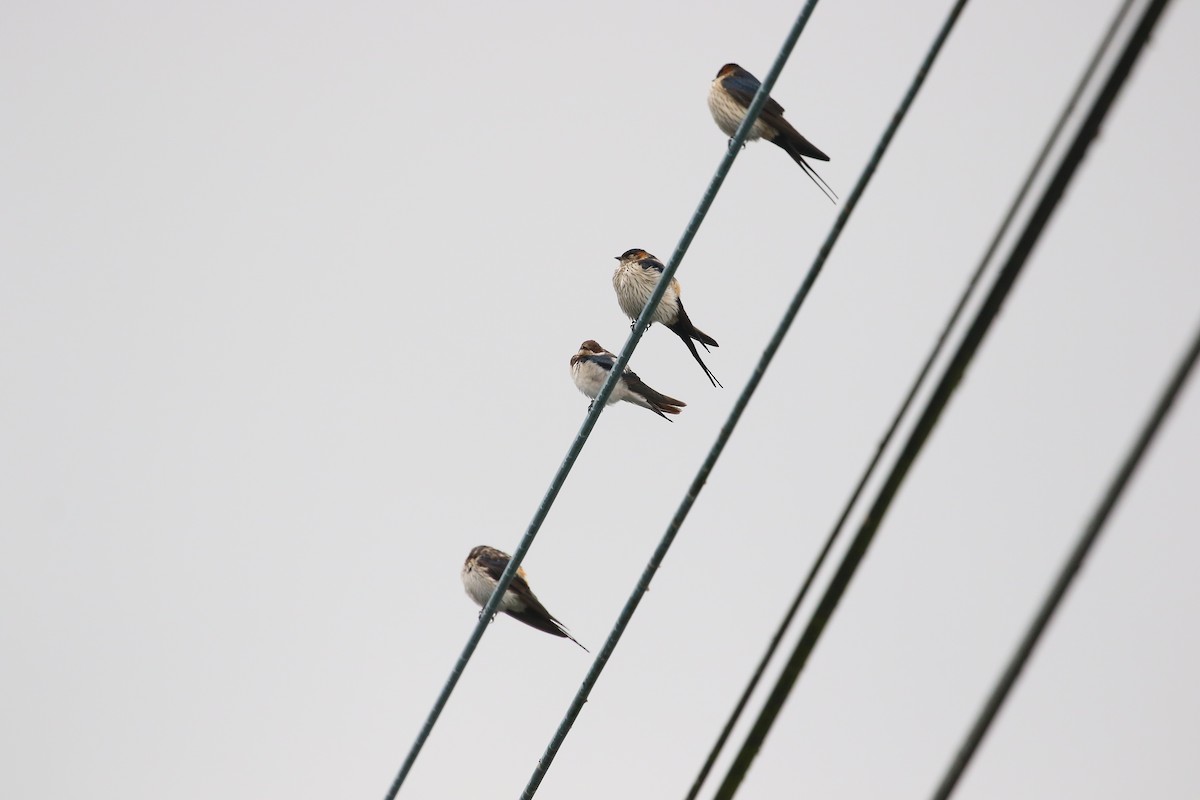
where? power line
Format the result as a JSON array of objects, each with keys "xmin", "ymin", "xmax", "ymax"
[
  {"xmin": 929, "ymin": 2, "xmax": 1182, "ymax": 797},
  {"xmin": 682, "ymin": 0, "xmax": 1136, "ymax": 797},
  {"xmin": 515, "ymin": 1, "xmax": 970, "ymax": 797},
  {"xmin": 710, "ymin": 0, "xmax": 1175, "ymax": 795},
  {"xmin": 379, "ymin": 2, "xmax": 824, "ymax": 796},
  {"xmin": 931, "ymin": 323, "xmax": 1200, "ymax": 799}
]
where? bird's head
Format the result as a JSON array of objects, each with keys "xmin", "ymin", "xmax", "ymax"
[
  {"xmin": 571, "ymin": 340, "xmax": 606, "ymax": 366},
  {"xmin": 615, "ymin": 248, "xmax": 653, "ymax": 263}
]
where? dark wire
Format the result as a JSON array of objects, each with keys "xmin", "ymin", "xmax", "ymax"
[
  {"xmin": 380, "ymin": 1, "xmax": 824, "ymax": 796},
  {"xmin": 932, "ymin": 325, "xmax": 1200, "ymax": 800},
  {"xmin": 515, "ymin": 0, "xmax": 971, "ymax": 797},
  {"xmin": 512, "ymin": 0, "xmax": 827, "ymax": 797},
  {"xmin": 930, "ymin": 327, "xmax": 1199, "ymax": 799},
  {"xmin": 710, "ymin": 0, "xmax": 1175, "ymax": 796},
  {"xmin": 929, "ymin": 1, "xmax": 1181, "ymax": 797},
  {"xmin": 683, "ymin": 0, "xmax": 1136, "ymax": 797}
]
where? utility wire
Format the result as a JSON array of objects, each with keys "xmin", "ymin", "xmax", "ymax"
[
  {"xmin": 683, "ymin": 0, "xmax": 1136, "ymax": 797},
  {"xmin": 930, "ymin": 2, "xmax": 1181, "ymax": 797},
  {"xmin": 380, "ymin": 1, "xmax": 822, "ymax": 796},
  {"xmin": 516, "ymin": 1, "xmax": 969, "ymax": 797},
  {"xmin": 931, "ymin": 322, "xmax": 1200, "ymax": 800},
  {"xmin": 711, "ymin": 0, "xmax": 1174, "ymax": 796}
]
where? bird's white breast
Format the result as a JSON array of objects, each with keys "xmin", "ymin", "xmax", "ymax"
[
  {"xmin": 707, "ymin": 83, "xmax": 772, "ymax": 142},
  {"xmin": 571, "ymin": 359, "xmax": 627, "ymax": 405},
  {"xmin": 612, "ymin": 263, "xmax": 679, "ymax": 326},
  {"xmin": 462, "ymin": 566, "xmax": 524, "ymax": 612}
]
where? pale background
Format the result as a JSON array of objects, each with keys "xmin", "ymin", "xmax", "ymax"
[{"xmin": 2, "ymin": 0, "xmax": 1198, "ymax": 797}]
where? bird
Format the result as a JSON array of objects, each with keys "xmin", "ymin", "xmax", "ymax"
[
  {"xmin": 461, "ymin": 545, "xmax": 587, "ymax": 651},
  {"xmin": 707, "ymin": 63, "xmax": 835, "ymax": 202},
  {"xmin": 612, "ymin": 248, "xmax": 721, "ymax": 388},
  {"xmin": 570, "ymin": 340, "xmax": 686, "ymax": 420}
]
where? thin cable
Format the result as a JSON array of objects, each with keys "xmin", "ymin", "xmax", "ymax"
[
  {"xmin": 712, "ymin": 0, "xmax": 1173, "ymax": 795},
  {"xmin": 683, "ymin": 1, "xmax": 1136, "ymax": 796},
  {"xmin": 930, "ymin": 7, "xmax": 1181, "ymax": 798},
  {"xmin": 931, "ymin": 322, "xmax": 1200, "ymax": 800},
  {"xmin": 516, "ymin": 1, "xmax": 969, "ymax": 797},
  {"xmin": 380, "ymin": 2, "xmax": 820, "ymax": 796}
]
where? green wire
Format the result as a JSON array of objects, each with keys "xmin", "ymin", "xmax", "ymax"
[{"xmin": 380, "ymin": 2, "xmax": 820, "ymax": 796}]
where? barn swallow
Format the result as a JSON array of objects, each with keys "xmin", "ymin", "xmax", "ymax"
[
  {"xmin": 612, "ymin": 248, "xmax": 721, "ymax": 388},
  {"xmin": 570, "ymin": 340, "xmax": 686, "ymax": 420},
  {"xmin": 708, "ymin": 63, "xmax": 835, "ymax": 202},
  {"xmin": 461, "ymin": 545, "xmax": 587, "ymax": 651}
]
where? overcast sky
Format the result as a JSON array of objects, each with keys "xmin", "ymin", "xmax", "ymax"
[{"xmin": 3, "ymin": 1, "xmax": 1198, "ymax": 798}]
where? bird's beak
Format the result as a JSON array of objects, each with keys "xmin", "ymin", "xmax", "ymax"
[{"xmin": 613, "ymin": 255, "xmax": 621, "ymax": 261}]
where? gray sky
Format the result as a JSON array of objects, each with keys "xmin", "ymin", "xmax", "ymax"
[{"xmin": 3, "ymin": 1, "xmax": 1198, "ymax": 798}]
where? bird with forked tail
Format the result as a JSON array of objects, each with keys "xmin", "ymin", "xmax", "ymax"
[
  {"xmin": 461, "ymin": 545, "xmax": 587, "ymax": 651},
  {"xmin": 708, "ymin": 63, "xmax": 835, "ymax": 202},
  {"xmin": 570, "ymin": 339, "xmax": 686, "ymax": 420},
  {"xmin": 612, "ymin": 248, "xmax": 721, "ymax": 388}
]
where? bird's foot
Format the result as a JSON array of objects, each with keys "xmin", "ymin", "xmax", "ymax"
[{"xmin": 587, "ymin": 401, "xmax": 595, "ymax": 412}]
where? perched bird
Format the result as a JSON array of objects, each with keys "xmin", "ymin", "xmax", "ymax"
[
  {"xmin": 612, "ymin": 248, "xmax": 721, "ymax": 388},
  {"xmin": 570, "ymin": 340, "xmax": 686, "ymax": 420},
  {"xmin": 708, "ymin": 63, "xmax": 835, "ymax": 202},
  {"xmin": 461, "ymin": 545, "xmax": 587, "ymax": 651}
]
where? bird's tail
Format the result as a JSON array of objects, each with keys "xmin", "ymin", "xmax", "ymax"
[
  {"xmin": 688, "ymin": 326, "xmax": 719, "ymax": 351},
  {"xmin": 672, "ymin": 299, "xmax": 721, "ymax": 387},
  {"xmin": 673, "ymin": 299, "xmax": 720, "ymax": 351},
  {"xmin": 642, "ymin": 386, "xmax": 686, "ymax": 420},
  {"xmin": 508, "ymin": 604, "xmax": 589, "ymax": 652},
  {"xmin": 775, "ymin": 136, "xmax": 838, "ymax": 203},
  {"xmin": 777, "ymin": 123, "xmax": 830, "ymax": 161},
  {"xmin": 677, "ymin": 332, "xmax": 722, "ymax": 388}
]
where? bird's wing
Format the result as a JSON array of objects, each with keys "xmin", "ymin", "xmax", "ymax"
[
  {"xmin": 624, "ymin": 370, "xmax": 683, "ymax": 407},
  {"xmin": 722, "ymin": 71, "xmax": 787, "ymax": 118},
  {"xmin": 474, "ymin": 548, "xmax": 531, "ymax": 591},
  {"xmin": 639, "ymin": 256, "xmax": 666, "ymax": 274},
  {"xmin": 581, "ymin": 352, "xmax": 616, "ymax": 372},
  {"xmin": 622, "ymin": 368, "xmax": 650, "ymax": 393}
]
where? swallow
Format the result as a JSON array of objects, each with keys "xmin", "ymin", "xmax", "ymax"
[
  {"xmin": 461, "ymin": 545, "xmax": 587, "ymax": 651},
  {"xmin": 612, "ymin": 248, "xmax": 721, "ymax": 388},
  {"xmin": 708, "ymin": 63, "xmax": 835, "ymax": 202},
  {"xmin": 570, "ymin": 340, "xmax": 686, "ymax": 420}
]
